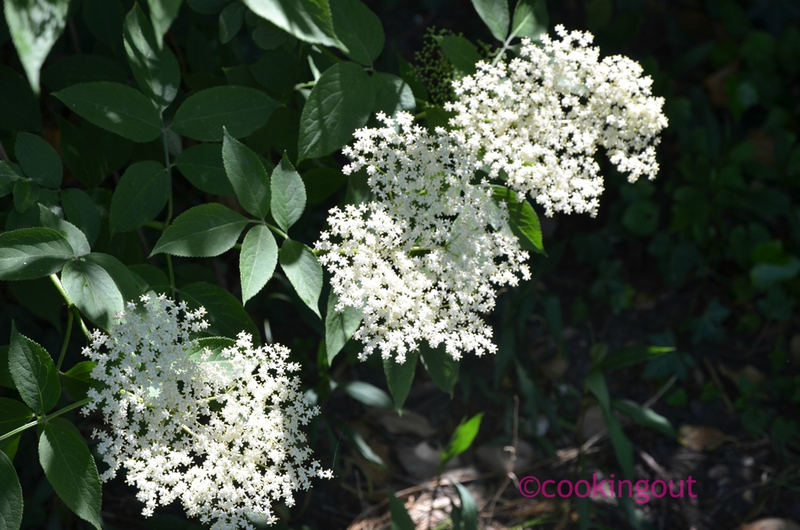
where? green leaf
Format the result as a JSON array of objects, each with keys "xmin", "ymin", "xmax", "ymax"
[
  {"xmin": 4, "ymin": 0, "xmax": 70, "ymax": 93},
  {"xmin": 387, "ymin": 490, "xmax": 414, "ymax": 530},
  {"xmin": 171, "ymin": 86, "xmax": 280, "ymax": 142},
  {"xmin": 298, "ymin": 61, "xmax": 376, "ymax": 160},
  {"xmin": 56, "ymin": 116, "xmax": 134, "ymax": 188},
  {"xmin": 222, "ymin": 129, "xmax": 271, "ymax": 219},
  {"xmin": 15, "ymin": 133, "xmax": 62, "ymax": 189},
  {"xmin": 62, "ymin": 361, "xmax": 99, "ymax": 402},
  {"xmin": 611, "ymin": 399, "xmax": 676, "ymax": 438},
  {"xmin": 270, "ymin": 154, "xmax": 306, "ymax": 232},
  {"xmin": 471, "ymin": 0, "xmax": 510, "ymax": 42},
  {"xmin": 593, "ymin": 345, "xmax": 673, "ymax": 372},
  {"xmin": 437, "ymin": 35, "xmax": 482, "ymax": 74},
  {"xmin": 0, "ymin": 163, "xmax": 22, "ymax": 198},
  {"xmin": 279, "ymin": 239, "xmax": 322, "ymax": 318},
  {"xmin": 179, "ymin": 281, "xmax": 259, "ymax": 338},
  {"xmin": 38, "ymin": 204, "xmax": 91, "ymax": 257},
  {"xmin": 0, "ymin": 450, "xmax": 23, "ymax": 530},
  {"xmin": 250, "ymin": 17, "xmax": 290, "ymax": 50},
  {"xmin": 42, "ymin": 54, "xmax": 128, "ymax": 91},
  {"xmin": 337, "ymin": 381, "xmax": 393, "ymax": 410},
  {"xmin": 452, "ymin": 482, "xmax": 479, "ymax": 530},
  {"xmin": 83, "ymin": 253, "xmax": 148, "ymax": 302},
  {"xmin": 242, "ymin": 0, "xmax": 341, "ymax": 49},
  {"xmin": 124, "ymin": 3, "xmax": 181, "ymax": 110},
  {"xmin": 346, "ymin": 424, "xmax": 386, "ymax": 469},
  {"xmin": 0, "ymin": 65, "xmax": 42, "ymax": 132},
  {"xmin": 174, "ymin": 143, "xmax": 235, "ymax": 196},
  {"xmin": 751, "ymin": 257, "xmax": 800, "ymax": 288},
  {"xmin": 442, "ymin": 413, "xmax": 483, "ymax": 464},
  {"xmin": 61, "ymin": 189, "xmax": 101, "ymax": 246},
  {"xmin": 147, "ymin": 0, "xmax": 183, "ymax": 48},
  {"xmin": 110, "ymin": 160, "xmax": 169, "ymax": 234},
  {"xmin": 510, "ymin": 0, "xmax": 548, "ymax": 41},
  {"xmin": 383, "ymin": 349, "xmax": 417, "ymax": 412},
  {"xmin": 622, "ymin": 199, "xmax": 659, "ymax": 237},
  {"xmin": 38, "ymin": 418, "xmax": 103, "ymax": 530},
  {"xmin": 54, "ymin": 82, "xmax": 162, "ymax": 143},
  {"xmin": 219, "ymin": 2, "xmax": 245, "ymax": 43},
  {"xmin": 185, "ymin": 336, "xmax": 236, "ymax": 375},
  {"xmin": 491, "ymin": 185, "xmax": 544, "ymax": 254},
  {"xmin": 325, "ymin": 290, "xmax": 362, "ymax": 364},
  {"xmin": 82, "ymin": 0, "xmax": 124, "ymax": 53},
  {"xmin": 151, "ymin": 203, "xmax": 249, "ymax": 258},
  {"xmin": 371, "ymin": 72, "xmax": 415, "ymax": 117},
  {"xmin": 250, "ymin": 50, "xmax": 299, "ymax": 93},
  {"xmin": 0, "ymin": 164, "xmax": 20, "ymax": 199},
  {"xmin": 1, "ymin": 436, "xmax": 21, "ymax": 461},
  {"xmin": 301, "ymin": 167, "xmax": 347, "ymax": 205},
  {"xmin": 239, "ymin": 224, "xmax": 278, "ymax": 304},
  {"xmin": 0, "ymin": 398, "xmax": 34, "ymax": 442},
  {"xmin": 0, "ymin": 227, "xmax": 74, "ymax": 280},
  {"xmin": 127, "ymin": 263, "xmax": 169, "ymax": 290},
  {"xmin": 603, "ymin": 408, "xmax": 634, "ymax": 479},
  {"xmin": 12, "ymin": 179, "xmax": 39, "ymax": 213},
  {"xmin": 8, "ymin": 322, "xmax": 60, "ymax": 415},
  {"xmin": 584, "ymin": 369, "xmax": 610, "ymax": 409},
  {"xmin": 419, "ymin": 343, "xmax": 459, "ymax": 396},
  {"xmin": 61, "ymin": 259, "xmax": 125, "ymax": 330},
  {"xmin": 330, "ymin": 0, "xmax": 384, "ymax": 65}
]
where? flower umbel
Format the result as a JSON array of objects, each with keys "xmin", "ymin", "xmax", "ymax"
[
  {"xmin": 447, "ymin": 25, "xmax": 668, "ymax": 216},
  {"xmin": 82, "ymin": 294, "xmax": 331, "ymax": 529},
  {"xmin": 317, "ymin": 113, "xmax": 530, "ymax": 363}
]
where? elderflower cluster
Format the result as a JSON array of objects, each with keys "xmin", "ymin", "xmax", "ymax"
[
  {"xmin": 82, "ymin": 294, "xmax": 331, "ymax": 530},
  {"xmin": 317, "ymin": 113, "xmax": 530, "ymax": 362},
  {"xmin": 446, "ymin": 25, "xmax": 668, "ymax": 216}
]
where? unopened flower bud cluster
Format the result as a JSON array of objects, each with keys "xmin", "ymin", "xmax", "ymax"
[
  {"xmin": 446, "ymin": 25, "xmax": 668, "ymax": 216},
  {"xmin": 317, "ymin": 26, "xmax": 666, "ymax": 362},
  {"xmin": 82, "ymin": 294, "xmax": 331, "ymax": 530}
]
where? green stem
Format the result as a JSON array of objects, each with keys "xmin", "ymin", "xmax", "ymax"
[
  {"xmin": 318, "ymin": 46, "xmax": 342, "ymax": 64},
  {"xmin": 266, "ymin": 222, "xmax": 289, "ymax": 241},
  {"xmin": 47, "ymin": 397, "xmax": 91, "ymax": 421},
  {"xmin": 161, "ymin": 121, "xmax": 177, "ymax": 297},
  {"xmin": 0, "ymin": 419, "xmax": 37, "ymax": 444},
  {"xmin": 56, "ymin": 309, "xmax": 73, "ymax": 372},
  {"xmin": 166, "ymin": 255, "xmax": 176, "ymax": 297},
  {"xmin": 144, "ymin": 220, "xmax": 166, "ymax": 230},
  {"xmin": 0, "ymin": 397, "xmax": 91, "ymax": 443},
  {"xmin": 51, "ymin": 274, "xmax": 91, "ymax": 338},
  {"xmin": 74, "ymin": 306, "xmax": 91, "ymax": 338},
  {"xmin": 49, "ymin": 273, "xmax": 71, "ymax": 305}
]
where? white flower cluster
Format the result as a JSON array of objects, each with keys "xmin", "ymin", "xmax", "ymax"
[
  {"xmin": 317, "ymin": 113, "xmax": 530, "ymax": 362},
  {"xmin": 446, "ymin": 25, "xmax": 668, "ymax": 216},
  {"xmin": 318, "ymin": 26, "xmax": 667, "ymax": 362},
  {"xmin": 82, "ymin": 294, "xmax": 331, "ymax": 530}
]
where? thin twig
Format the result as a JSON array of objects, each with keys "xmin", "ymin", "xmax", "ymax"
[
  {"xmin": 643, "ymin": 374, "xmax": 678, "ymax": 409},
  {"xmin": 486, "ymin": 395, "xmax": 519, "ymax": 522},
  {"xmin": 702, "ymin": 358, "xmax": 735, "ymax": 414},
  {"xmin": 638, "ymin": 448, "xmax": 704, "ymax": 530}
]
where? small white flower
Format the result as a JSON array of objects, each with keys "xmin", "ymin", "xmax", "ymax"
[{"xmin": 82, "ymin": 296, "xmax": 330, "ymax": 529}]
